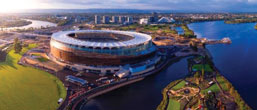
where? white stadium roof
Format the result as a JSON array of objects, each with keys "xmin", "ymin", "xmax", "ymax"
[{"xmin": 51, "ymin": 30, "xmax": 152, "ymax": 48}]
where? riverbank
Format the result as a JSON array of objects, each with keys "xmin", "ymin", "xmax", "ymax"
[
  {"xmin": 1, "ymin": 19, "xmax": 57, "ymax": 31},
  {"xmin": 65, "ymin": 55, "xmax": 171, "ymax": 110},
  {"xmin": 224, "ymin": 18, "xmax": 257, "ymax": 24},
  {"xmin": 188, "ymin": 21, "xmax": 257, "ymax": 109},
  {"xmin": 157, "ymin": 52, "xmax": 251, "ymax": 110},
  {"xmin": 0, "ymin": 19, "xmax": 32, "ymax": 28}
]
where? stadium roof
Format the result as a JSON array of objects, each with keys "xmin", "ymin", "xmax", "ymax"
[{"xmin": 51, "ymin": 30, "xmax": 152, "ymax": 48}]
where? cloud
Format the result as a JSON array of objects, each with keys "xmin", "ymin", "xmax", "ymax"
[{"xmin": 36, "ymin": 0, "xmax": 257, "ymax": 12}]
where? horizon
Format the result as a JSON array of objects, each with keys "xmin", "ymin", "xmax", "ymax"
[{"xmin": 2, "ymin": 8, "xmax": 257, "ymax": 14}]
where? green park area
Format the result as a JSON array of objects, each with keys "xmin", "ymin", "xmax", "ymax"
[
  {"xmin": 167, "ymin": 99, "xmax": 180, "ymax": 110},
  {"xmin": 201, "ymin": 83, "xmax": 220, "ymax": 94},
  {"xmin": 225, "ymin": 18, "xmax": 257, "ymax": 24},
  {"xmin": 172, "ymin": 80, "xmax": 186, "ymax": 90},
  {"xmin": 181, "ymin": 25, "xmax": 196, "ymax": 38},
  {"xmin": 0, "ymin": 44, "xmax": 66, "ymax": 110},
  {"xmin": 119, "ymin": 24, "xmax": 178, "ymax": 35}
]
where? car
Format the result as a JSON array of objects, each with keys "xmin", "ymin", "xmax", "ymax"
[{"xmin": 88, "ymin": 83, "xmax": 97, "ymax": 88}]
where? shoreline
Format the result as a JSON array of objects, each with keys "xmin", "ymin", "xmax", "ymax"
[
  {"xmin": 157, "ymin": 49, "xmax": 251, "ymax": 110},
  {"xmin": 0, "ymin": 19, "xmax": 32, "ymax": 28},
  {"xmin": 62, "ymin": 54, "xmax": 193, "ymax": 110},
  {"xmin": 1, "ymin": 19, "xmax": 57, "ymax": 31}
]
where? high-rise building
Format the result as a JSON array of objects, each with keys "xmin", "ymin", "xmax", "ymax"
[
  {"xmin": 149, "ymin": 12, "xmax": 159, "ymax": 23},
  {"xmin": 119, "ymin": 16, "xmax": 126, "ymax": 24},
  {"xmin": 153, "ymin": 12, "xmax": 159, "ymax": 22},
  {"xmin": 103, "ymin": 16, "xmax": 110, "ymax": 24},
  {"xmin": 127, "ymin": 16, "xmax": 133, "ymax": 24},
  {"xmin": 112, "ymin": 16, "xmax": 119, "ymax": 24},
  {"xmin": 95, "ymin": 15, "xmax": 101, "ymax": 24},
  {"xmin": 149, "ymin": 16, "xmax": 155, "ymax": 23}
]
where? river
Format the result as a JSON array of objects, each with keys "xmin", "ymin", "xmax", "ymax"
[
  {"xmin": 188, "ymin": 21, "xmax": 257, "ymax": 109},
  {"xmin": 2, "ymin": 19, "xmax": 57, "ymax": 31},
  {"xmin": 81, "ymin": 21, "xmax": 257, "ymax": 110}
]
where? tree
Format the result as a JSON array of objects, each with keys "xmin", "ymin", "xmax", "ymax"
[
  {"xmin": 190, "ymin": 41, "xmax": 198, "ymax": 52},
  {"xmin": 14, "ymin": 38, "xmax": 22, "ymax": 53}
]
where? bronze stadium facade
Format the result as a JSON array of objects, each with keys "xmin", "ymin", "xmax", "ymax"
[{"xmin": 50, "ymin": 30, "xmax": 156, "ymax": 74}]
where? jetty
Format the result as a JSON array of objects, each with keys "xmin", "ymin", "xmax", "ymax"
[{"xmin": 205, "ymin": 37, "xmax": 232, "ymax": 44}]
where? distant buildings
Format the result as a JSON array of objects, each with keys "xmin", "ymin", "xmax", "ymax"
[
  {"xmin": 94, "ymin": 13, "xmax": 175, "ymax": 25},
  {"xmin": 95, "ymin": 15, "xmax": 101, "ymax": 24},
  {"xmin": 139, "ymin": 18, "xmax": 149, "ymax": 24},
  {"xmin": 74, "ymin": 16, "xmax": 87, "ymax": 23},
  {"xmin": 119, "ymin": 16, "xmax": 126, "ymax": 24},
  {"xmin": 94, "ymin": 15, "xmax": 133, "ymax": 25},
  {"xmin": 112, "ymin": 16, "xmax": 119, "ymax": 24},
  {"xmin": 158, "ymin": 17, "xmax": 175, "ymax": 23},
  {"xmin": 138, "ymin": 12, "xmax": 175, "ymax": 25},
  {"xmin": 149, "ymin": 12, "xmax": 159, "ymax": 23},
  {"xmin": 127, "ymin": 16, "xmax": 133, "ymax": 24},
  {"xmin": 102, "ymin": 16, "xmax": 110, "ymax": 24}
]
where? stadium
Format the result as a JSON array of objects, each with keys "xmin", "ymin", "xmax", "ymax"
[{"xmin": 50, "ymin": 30, "xmax": 157, "ymax": 74}]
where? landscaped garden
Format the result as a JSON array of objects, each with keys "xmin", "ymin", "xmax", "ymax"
[{"xmin": 167, "ymin": 99, "xmax": 180, "ymax": 110}]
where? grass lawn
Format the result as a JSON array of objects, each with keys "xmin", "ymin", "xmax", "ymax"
[
  {"xmin": 167, "ymin": 99, "xmax": 180, "ymax": 110},
  {"xmin": 0, "ymin": 44, "xmax": 66, "ymax": 110},
  {"xmin": 201, "ymin": 83, "xmax": 220, "ymax": 94},
  {"xmin": 216, "ymin": 75, "xmax": 229, "ymax": 91},
  {"xmin": 37, "ymin": 57, "xmax": 49, "ymax": 62},
  {"xmin": 172, "ymin": 80, "xmax": 186, "ymax": 90},
  {"xmin": 192, "ymin": 64, "xmax": 213, "ymax": 72}
]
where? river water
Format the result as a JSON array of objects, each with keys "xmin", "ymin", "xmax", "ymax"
[
  {"xmin": 2, "ymin": 19, "xmax": 57, "ymax": 31},
  {"xmin": 81, "ymin": 58, "xmax": 189, "ymax": 110},
  {"xmin": 82, "ymin": 21, "xmax": 257, "ymax": 110},
  {"xmin": 188, "ymin": 21, "xmax": 257, "ymax": 109}
]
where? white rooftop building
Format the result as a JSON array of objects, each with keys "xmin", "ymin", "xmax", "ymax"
[
  {"xmin": 158, "ymin": 17, "xmax": 175, "ymax": 23},
  {"xmin": 139, "ymin": 18, "xmax": 149, "ymax": 25}
]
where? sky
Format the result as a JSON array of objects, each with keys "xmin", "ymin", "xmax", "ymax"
[{"xmin": 0, "ymin": 0, "xmax": 257, "ymax": 12}]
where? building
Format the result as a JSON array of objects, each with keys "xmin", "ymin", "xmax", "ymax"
[
  {"xmin": 50, "ymin": 30, "xmax": 156, "ymax": 75},
  {"xmin": 95, "ymin": 15, "xmax": 101, "ymax": 24},
  {"xmin": 119, "ymin": 16, "xmax": 126, "ymax": 24},
  {"xmin": 74, "ymin": 16, "xmax": 86, "ymax": 23},
  {"xmin": 158, "ymin": 17, "xmax": 175, "ymax": 23},
  {"xmin": 149, "ymin": 12, "xmax": 159, "ymax": 23},
  {"xmin": 139, "ymin": 18, "xmax": 149, "ymax": 24},
  {"xmin": 112, "ymin": 16, "xmax": 119, "ymax": 24},
  {"xmin": 102, "ymin": 16, "xmax": 110, "ymax": 24},
  {"xmin": 65, "ymin": 75, "xmax": 88, "ymax": 86},
  {"xmin": 127, "ymin": 16, "xmax": 133, "ymax": 24}
]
